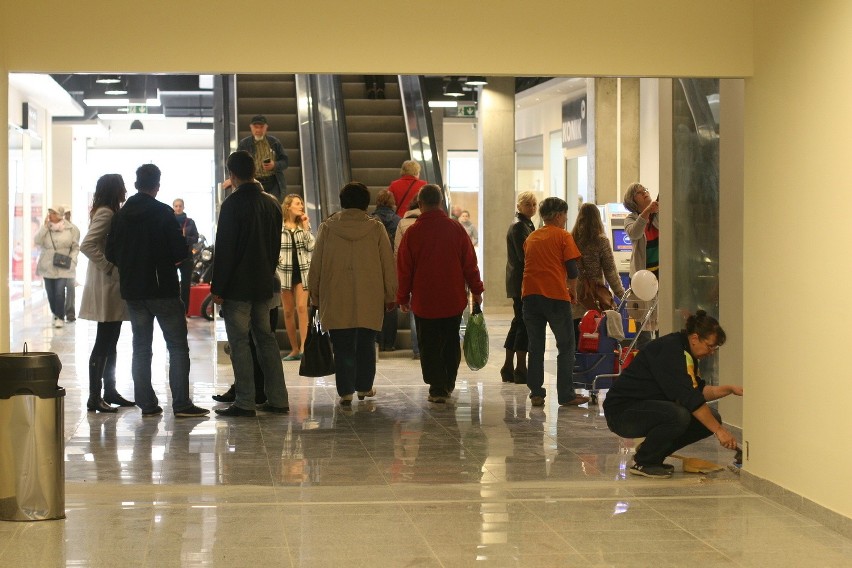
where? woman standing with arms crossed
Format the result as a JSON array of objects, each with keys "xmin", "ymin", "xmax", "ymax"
[
  {"xmin": 79, "ymin": 174, "xmax": 135, "ymax": 412},
  {"xmin": 500, "ymin": 191, "xmax": 537, "ymax": 384},
  {"xmin": 278, "ymin": 193, "xmax": 315, "ymax": 360}
]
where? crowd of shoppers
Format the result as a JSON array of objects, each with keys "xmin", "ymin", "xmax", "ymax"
[{"xmin": 56, "ymin": 142, "xmax": 737, "ymax": 475}]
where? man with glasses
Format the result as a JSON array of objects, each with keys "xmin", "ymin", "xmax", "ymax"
[{"xmin": 602, "ymin": 310, "xmax": 743, "ymax": 478}]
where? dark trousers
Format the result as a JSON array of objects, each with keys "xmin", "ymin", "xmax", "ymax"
[
  {"xmin": 503, "ymin": 296, "xmax": 528, "ymax": 351},
  {"xmin": 415, "ymin": 313, "xmax": 462, "ymax": 397},
  {"xmin": 260, "ymin": 177, "xmax": 282, "ymax": 202},
  {"xmin": 248, "ymin": 308, "xmax": 278, "ymax": 397},
  {"xmin": 178, "ymin": 258, "xmax": 193, "ymax": 311},
  {"xmin": 378, "ymin": 308, "xmax": 398, "ymax": 349},
  {"xmin": 65, "ymin": 279, "xmax": 76, "ymax": 320},
  {"xmin": 91, "ymin": 321, "xmax": 123, "ymax": 357},
  {"xmin": 329, "ymin": 328, "xmax": 378, "ymax": 396},
  {"xmin": 606, "ymin": 401, "xmax": 720, "ymax": 466}
]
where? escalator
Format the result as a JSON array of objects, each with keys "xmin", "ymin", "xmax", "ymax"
[
  {"xmin": 235, "ymin": 74, "xmax": 303, "ymax": 198},
  {"xmin": 339, "ymin": 75, "xmax": 409, "ymax": 202}
]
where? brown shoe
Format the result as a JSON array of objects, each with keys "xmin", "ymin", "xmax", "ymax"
[
  {"xmin": 559, "ymin": 395, "xmax": 590, "ymax": 406},
  {"xmin": 530, "ymin": 396, "xmax": 545, "ymax": 407}
]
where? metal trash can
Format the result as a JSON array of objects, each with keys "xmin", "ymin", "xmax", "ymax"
[{"xmin": 0, "ymin": 346, "xmax": 65, "ymax": 521}]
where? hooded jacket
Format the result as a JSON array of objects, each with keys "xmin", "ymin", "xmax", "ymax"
[
  {"xmin": 105, "ymin": 192, "xmax": 187, "ymax": 301},
  {"xmin": 308, "ymin": 209, "xmax": 397, "ymax": 331}
]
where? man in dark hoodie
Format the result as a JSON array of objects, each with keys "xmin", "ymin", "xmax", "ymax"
[
  {"xmin": 105, "ymin": 164, "xmax": 208, "ymax": 418},
  {"xmin": 212, "ymin": 151, "xmax": 290, "ymax": 417}
]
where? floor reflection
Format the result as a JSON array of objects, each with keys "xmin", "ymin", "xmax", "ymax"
[{"xmin": 2, "ymin": 295, "xmax": 848, "ymax": 567}]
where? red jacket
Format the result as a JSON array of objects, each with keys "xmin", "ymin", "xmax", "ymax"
[
  {"xmin": 396, "ymin": 209, "xmax": 484, "ymax": 318},
  {"xmin": 387, "ymin": 175, "xmax": 426, "ymax": 216}
]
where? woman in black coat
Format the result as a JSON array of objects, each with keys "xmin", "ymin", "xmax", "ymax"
[{"xmin": 500, "ymin": 191, "xmax": 537, "ymax": 383}]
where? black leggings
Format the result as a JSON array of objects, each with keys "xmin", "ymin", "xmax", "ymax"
[{"xmin": 91, "ymin": 321, "xmax": 123, "ymax": 357}]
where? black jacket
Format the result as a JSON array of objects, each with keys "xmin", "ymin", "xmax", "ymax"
[
  {"xmin": 105, "ymin": 192, "xmax": 187, "ymax": 300},
  {"xmin": 603, "ymin": 332, "xmax": 708, "ymax": 419},
  {"xmin": 505, "ymin": 213, "xmax": 536, "ymax": 297},
  {"xmin": 211, "ymin": 182, "xmax": 283, "ymax": 301}
]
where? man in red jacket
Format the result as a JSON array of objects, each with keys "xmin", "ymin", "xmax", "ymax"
[{"xmin": 397, "ymin": 184, "xmax": 484, "ymax": 403}]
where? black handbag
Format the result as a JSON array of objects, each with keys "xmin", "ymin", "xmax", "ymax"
[
  {"xmin": 48, "ymin": 230, "xmax": 73, "ymax": 269},
  {"xmin": 299, "ymin": 307, "xmax": 336, "ymax": 377}
]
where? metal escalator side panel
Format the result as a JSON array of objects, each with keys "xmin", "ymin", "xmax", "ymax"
[
  {"xmin": 312, "ymin": 74, "xmax": 351, "ymax": 219},
  {"xmin": 398, "ymin": 75, "xmax": 444, "ymax": 188},
  {"xmin": 295, "ymin": 74, "xmax": 323, "ymax": 228}
]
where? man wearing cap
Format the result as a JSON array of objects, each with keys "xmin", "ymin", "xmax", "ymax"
[{"xmin": 224, "ymin": 114, "xmax": 288, "ymax": 202}]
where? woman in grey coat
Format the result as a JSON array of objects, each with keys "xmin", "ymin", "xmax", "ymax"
[
  {"xmin": 34, "ymin": 205, "xmax": 80, "ymax": 328},
  {"xmin": 78, "ymin": 174, "xmax": 134, "ymax": 412}
]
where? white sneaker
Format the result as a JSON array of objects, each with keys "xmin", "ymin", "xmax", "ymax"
[{"xmin": 53, "ymin": 317, "xmax": 64, "ymax": 328}]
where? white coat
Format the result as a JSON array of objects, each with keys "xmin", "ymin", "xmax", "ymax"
[
  {"xmin": 34, "ymin": 221, "xmax": 80, "ymax": 279},
  {"xmin": 79, "ymin": 208, "xmax": 129, "ymax": 322}
]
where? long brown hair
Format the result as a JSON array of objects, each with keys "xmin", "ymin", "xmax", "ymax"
[
  {"xmin": 571, "ymin": 202, "xmax": 605, "ymax": 249},
  {"xmin": 90, "ymin": 174, "xmax": 126, "ymax": 220}
]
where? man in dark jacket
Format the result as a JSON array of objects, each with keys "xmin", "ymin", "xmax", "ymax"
[
  {"xmin": 222, "ymin": 115, "xmax": 288, "ymax": 202},
  {"xmin": 212, "ymin": 151, "xmax": 290, "ymax": 417},
  {"xmin": 105, "ymin": 163, "xmax": 208, "ymax": 418}
]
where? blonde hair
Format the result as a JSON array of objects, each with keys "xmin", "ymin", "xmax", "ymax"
[
  {"xmin": 516, "ymin": 191, "xmax": 536, "ymax": 209},
  {"xmin": 400, "ymin": 160, "xmax": 421, "ymax": 177},
  {"xmin": 282, "ymin": 193, "xmax": 303, "ymax": 222}
]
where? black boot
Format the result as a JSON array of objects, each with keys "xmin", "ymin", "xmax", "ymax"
[
  {"xmin": 212, "ymin": 384, "xmax": 236, "ymax": 403},
  {"xmin": 102, "ymin": 353, "xmax": 135, "ymax": 407},
  {"xmin": 87, "ymin": 355, "xmax": 117, "ymax": 413}
]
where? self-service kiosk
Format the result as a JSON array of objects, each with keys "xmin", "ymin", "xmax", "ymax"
[{"xmin": 603, "ymin": 202, "xmax": 632, "ymax": 289}]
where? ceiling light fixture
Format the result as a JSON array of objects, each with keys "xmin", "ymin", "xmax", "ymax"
[
  {"xmin": 444, "ymin": 77, "xmax": 464, "ymax": 97},
  {"xmin": 96, "ymin": 75, "xmax": 121, "ymax": 84},
  {"xmin": 428, "ymin": 100, "xmax": 459, "ymax": 108},
  {"xmin": 129, "ymin": 120, "xmax": 144, "ymax": 131},
  {"xmin": 465, "ymin": 76, "xmax": 488, "ymax": 86}
]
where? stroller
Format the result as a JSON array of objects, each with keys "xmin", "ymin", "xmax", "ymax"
[{"xmin": 573, "ymin": 282, "xmax": 658, "ymax": 404}]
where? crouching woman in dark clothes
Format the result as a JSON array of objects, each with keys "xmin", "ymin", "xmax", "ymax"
[{"xmin": 603, "ymin": 311, "xmax": 743, "ymax": 478}]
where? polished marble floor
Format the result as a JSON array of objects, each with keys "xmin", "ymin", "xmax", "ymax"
[{"xmin": 1, "ymin": 295, "xmax": 850, "ymax": 567}]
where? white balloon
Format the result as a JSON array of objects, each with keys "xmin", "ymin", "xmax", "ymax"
[{"xmin": 631, "ymin": 270, "xmax": 659, "ymax": 301}]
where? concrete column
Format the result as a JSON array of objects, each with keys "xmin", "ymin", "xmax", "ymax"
[
  {"xmin": 478, "ymin": 77, "xmax": 514, "ymax": 308},
  {"xmin": 590, "ymin": 78, "xmax": 639, "ymax": 204}
]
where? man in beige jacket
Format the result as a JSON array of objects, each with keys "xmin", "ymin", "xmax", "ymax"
[{"xmin": 308, "ymin": 182, "xmax": 397, "ymax": 406}]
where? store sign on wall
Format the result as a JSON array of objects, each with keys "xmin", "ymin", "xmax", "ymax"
[{"xmin": 562, "ymin": 96, "xmax": 587, "ymax": 150}]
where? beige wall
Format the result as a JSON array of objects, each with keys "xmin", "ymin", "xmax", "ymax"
[
  {"xmin": 4, "ymin": 0, "xmax": 851, "ymax": 520},
  {"xmin": 742, "ymin": 0, "xmax": 852, "ymax": 518}
]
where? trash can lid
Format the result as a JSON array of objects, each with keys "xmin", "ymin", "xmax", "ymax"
[{"xmin": 0, "ymin": 350, "xmax": 63, "ymax": 399}]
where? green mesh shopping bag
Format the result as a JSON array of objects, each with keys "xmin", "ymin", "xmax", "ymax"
[{"xmin": 463, "ymin": 303, "xmax": 489, "ymax": 371}]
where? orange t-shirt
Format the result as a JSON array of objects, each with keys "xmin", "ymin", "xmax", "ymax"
[{"xmin": 521, "ymin": 225, "xmax": 581, "ymax": 301}]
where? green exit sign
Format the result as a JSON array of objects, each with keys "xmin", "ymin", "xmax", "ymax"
[{"xmin": 458, "ymin": 104, "xmax": 476, "ymax": 117}]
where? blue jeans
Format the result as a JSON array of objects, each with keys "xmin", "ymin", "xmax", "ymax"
[
  {"xmin": 44, "ymin": 277, "xmax": 67, "ymax": 319},
  {"xmin": 126, "ymin": 298, "xmax": 192, "ymax": 412},
  {"xmin": 329, "ymin": 328, "xmax": 378, "ymax": 396},
  {"xmin": 606, "ymin": 401, "xmax": 721, "ymax": 466},
  {"xmin": 223, "ymin": 297, "xmax": 289, "ymax": 409},
  {"xmin": 522, "ymin": 294, "xmax": 576, "ymax": 403}
]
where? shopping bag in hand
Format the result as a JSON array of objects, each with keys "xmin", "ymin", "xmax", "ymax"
[
  {"xmin": 463, "ymin": 303, "xmax": 489, "ymax": 371},
  {"xmin": 299, "ymin": 307, "xmax": 335, "ymax": 377}
]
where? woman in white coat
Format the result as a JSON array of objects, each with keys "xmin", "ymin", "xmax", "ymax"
[
  {"xmin": 78, "ymin": 174, "xmax": 134, "ymax": 412},
  {"xmin": 34, "ymin": 205, "xmax": 80, "ymax": 328}
]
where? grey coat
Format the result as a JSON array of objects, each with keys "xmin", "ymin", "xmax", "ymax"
[
  {"xmin": 624, "ymin": 211, "xmax": 659, "ymax": 277},
  {"xmin": 34, "ymin": 222, "xmax": 80, "ymax": 279},
  {"xmin": 79, "ymin": 208, "xmax": 129, "ymax": 322}
]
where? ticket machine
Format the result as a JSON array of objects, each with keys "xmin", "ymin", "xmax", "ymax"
[{"xmin": 603, "ymin": 202, "xmax": 632, "ymax": 288}]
